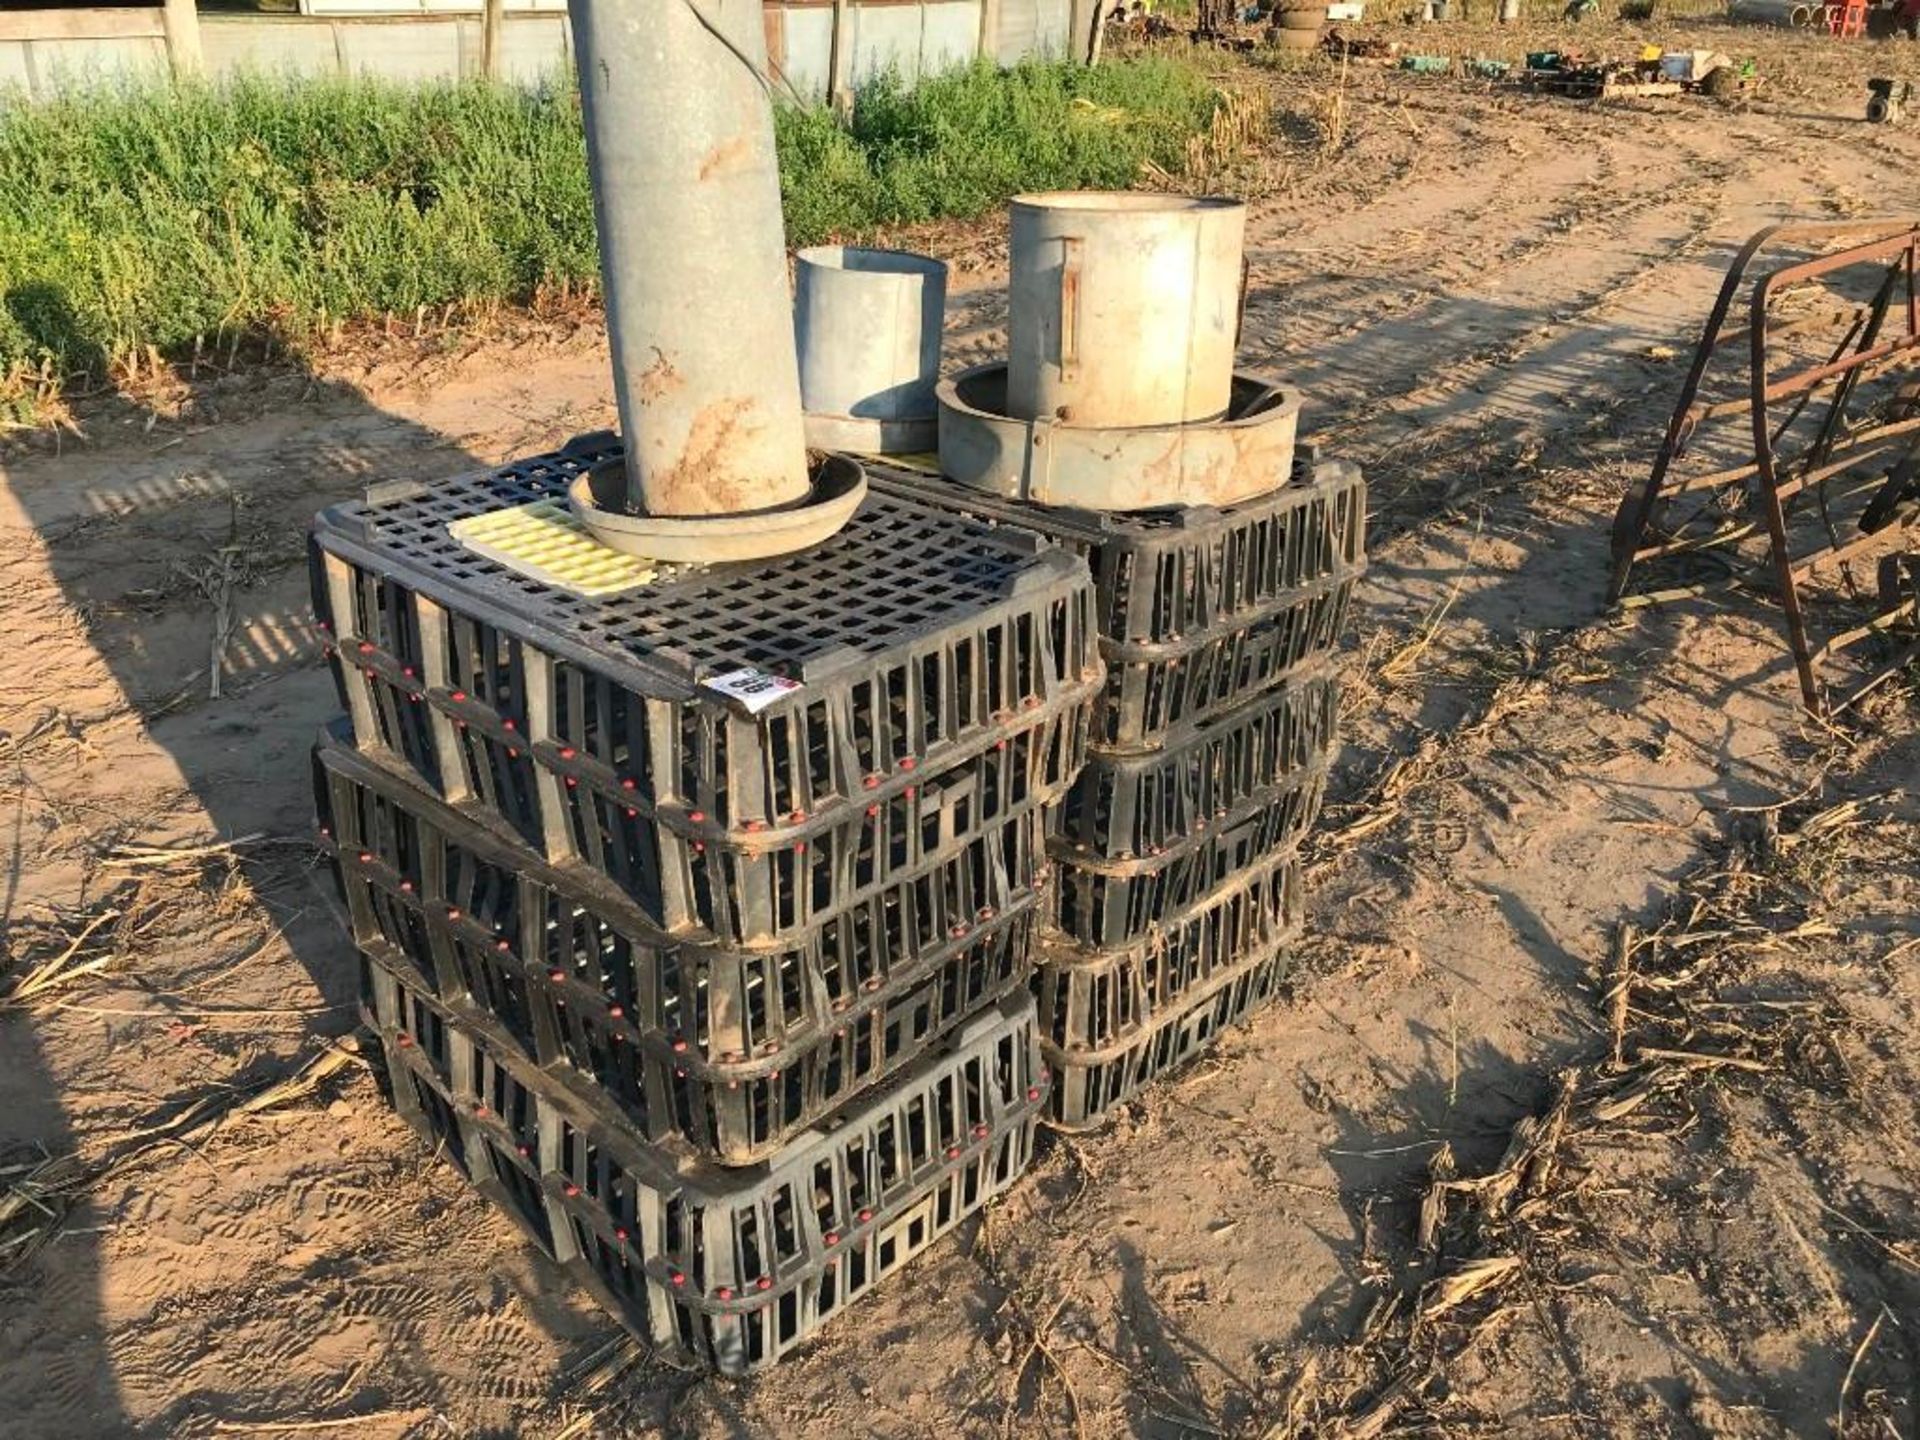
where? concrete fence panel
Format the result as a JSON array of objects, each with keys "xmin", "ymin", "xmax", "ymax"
[{"xmin": 0, "ymin": 1, "xmax": 1038, "ymax": 101}]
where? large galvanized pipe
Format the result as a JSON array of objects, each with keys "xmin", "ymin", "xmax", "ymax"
[{"xmin": 569, "ymin": 0, "xmax": 812, "ymax": 517}]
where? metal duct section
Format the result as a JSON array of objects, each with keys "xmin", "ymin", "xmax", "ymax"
[{"xmin": 569, "ymin": 0, "xmax": 812, "ymax": 518}]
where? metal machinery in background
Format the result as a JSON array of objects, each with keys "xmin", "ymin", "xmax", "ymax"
[
  {"xmin": 1867, "ymin": 78, "xmax": 1912, "ymax": 124},
  {"xmin": 1610, "ymin": 218, "xmax": 1920, "ymax": 716}
]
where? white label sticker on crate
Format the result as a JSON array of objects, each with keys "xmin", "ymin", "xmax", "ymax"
[{"xmin": 704, "ymin": 668, "xmax": 803, "ymax": 713}]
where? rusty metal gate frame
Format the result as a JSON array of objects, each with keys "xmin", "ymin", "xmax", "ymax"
[{"xmin": 1609, "ymin": 218, "xmax": 1920, "ymax": 716}]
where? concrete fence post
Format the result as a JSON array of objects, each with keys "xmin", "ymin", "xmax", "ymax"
[
  {"xmin": 828, "ymin": 0, "xmax": 853, "ymax": 114},
  {"xmin": 977, "ymin": 0, "xmax": 1001, "ymax": 62},
  {"xmin": 482, "ymin": 0, "xmax": 505, "ymax": 79},
  {"xmin": 162, "ymin": 0, "xmax": 202, "ymax": 77}
]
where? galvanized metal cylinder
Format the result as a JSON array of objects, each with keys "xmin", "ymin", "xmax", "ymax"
[
  {"xmin": 1006, "ymin": 192, "xmax": 1246, "ymax": 429},
  {"xmin": 793, "ymin": 246, "xmax": 948, "ymax": 452},
  {"xmin": 569, "ymin": 0, "xmax": 811, "ymax": 517}
]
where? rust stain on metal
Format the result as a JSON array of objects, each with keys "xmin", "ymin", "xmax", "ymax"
[
  {"xmin": 1058, "ymin": 254, "xmax": 1081, "ymax": 383},
  {"xmin": 762, "ymin": 5, "xmax": 784, "ymax": 73},
  {"xmin": 698, "ymin": 134, "xmax": 753, "ymax": 182},
  {"xmin": 1187, "ymin": 448, "xmax": 1238, "ymax": 504},
  {"xmin": 1138, "ymin": 439, "xmax": 1184, "ymax": 498},
  {"xmin": 635, "ymin": 347, "xmax": 683, "ymax": 404},
  {"xmin": 644, "ymin": 397, "xmax": 769, "ymax": 516}
]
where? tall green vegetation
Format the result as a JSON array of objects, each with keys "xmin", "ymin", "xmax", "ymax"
[
  {"xmin": 0, "ymin": 76, "xmax": 597, "ymax": 384},
  {"xmin": 777, "ymin": 57, "xmax": 1226, "ymax": 242},
  {"xmin": 0, "ymin": 54, "xmax": 1232, "ymax": 399}
]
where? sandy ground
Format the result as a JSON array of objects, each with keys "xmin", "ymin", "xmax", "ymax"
[{"xmin": 1, "ymin": 19, "xmax": 1916, "ymax": 1439}]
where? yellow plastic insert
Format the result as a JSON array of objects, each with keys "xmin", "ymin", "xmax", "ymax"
[{"xmin": 448, "ymin": 498, "xmax": 674, "ymax": 598}]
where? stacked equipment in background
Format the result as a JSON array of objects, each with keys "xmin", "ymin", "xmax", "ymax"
[{"xmin": 309, "ymin": 438, "xmax": 1102, "ymax": 1372}]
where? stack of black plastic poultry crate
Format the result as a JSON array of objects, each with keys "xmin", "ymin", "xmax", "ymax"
[
  {"xmin": 872, "ymin": 445, "xmax": 1366, "ymax": 1128},
  {"xmin": 309, "ymin": 435, "xmax": 1103, "ymax": 1373}
]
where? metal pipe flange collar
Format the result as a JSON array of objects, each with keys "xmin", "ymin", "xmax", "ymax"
[
  {"xmin": 570, "ymin": 452, "xmax": 868, "ymax": 564},
  {"xmin": 935, "ymin": 363, "xmax": 1303, "ymax": 511}
]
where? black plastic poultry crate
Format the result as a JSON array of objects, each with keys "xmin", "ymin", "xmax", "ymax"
[
  {"xmin": 867, "ymin": 451, "xmax": 1364, "ymax": 751},
  {"xmin": 1049, "ymin": 758, "xmax": 1327, "ymax": 950},
  {"xmin": 311, "ymin": 438, "xmax": 1101, "ymax": 942},
  {"xmin": 1043, "ymin": 943, "xmax": 1291, "ymax": 1129},
  {"xmin": 868, "ymin": 452, "xmax": 1364, "ymax": 647},
  {"xmin": 365, "ymin": 962, "xmax": 1044, "ymax": 1375},
  {"xmin": 1035, "ymin": 852, "xmax": 1300, "ymax": 1056},
  {"xmin": 312, "ymin": 643, "xmax": 1083, "ymax": 954},
  {"xmin": 317, "ymin": 729, "xmax": 1052, "ymax": 1165},
  {"xmin": 1094, "ymin": 572, "xmax": 1355, "ymax": 751},
  {"xmin": 1054, "ymin": 663, "xmax": 1337, "ymax": 861}
]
